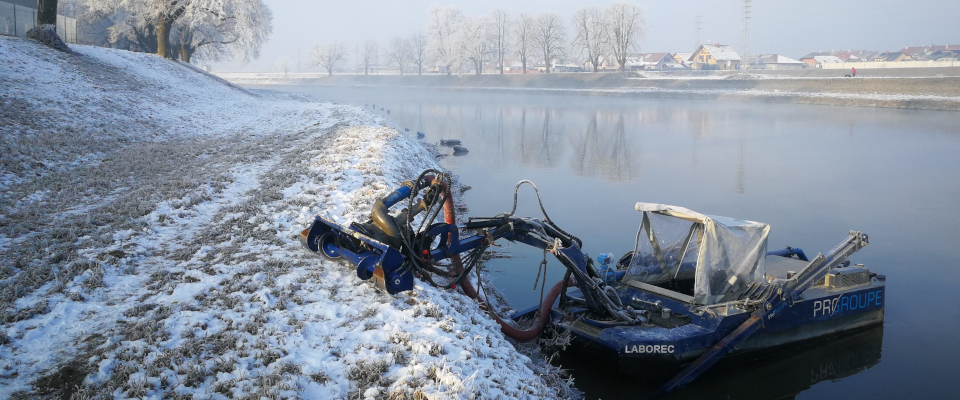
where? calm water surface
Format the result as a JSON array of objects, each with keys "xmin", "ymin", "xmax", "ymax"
[{"xmin": 258, "ymin": 85, "xmax": 960, "ymax": 399}]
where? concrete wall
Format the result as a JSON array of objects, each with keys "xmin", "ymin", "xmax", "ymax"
[{"xmin": 821, "ymin": 60, "xmax": 958, "ymax": 69}]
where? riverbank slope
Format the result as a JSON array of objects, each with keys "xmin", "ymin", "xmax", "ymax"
[
  {"xmin": 217, "ymin": 69, "xmax": 960, "ymax": 111},
  {"xmin": 0, "ymin": 36, "xmax": 573, "ymax": 399}
]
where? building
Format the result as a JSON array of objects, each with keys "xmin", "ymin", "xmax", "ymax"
[
  {"xmin": 928, "ymin": 50, "xmax": 959, "ymax": 62},
  {"xmin": 673, "ymin": 52, "xmax": 693, "ymax": 68},
  {"xmin": 689, "ymin": 44, "xmax": 742, "ymax": 70},
  {"xmin": 900, "ymin": 44, "xmax": 960, "ymax": 60},
  {"xmin": 552, "ymin": 60, "xmax": 584, "ymax": 72},
  {"xmin": 800, "ymin": 50, "xmax": 877, "ymax": 66},
  {"xmin": 871, "ymin": 52, "xmax": 912, "ymax": 62},
  {"xmin": 624, "ymin": 53, "xmax": 676, "ymax": 70},
  {"xmin": 745, "ymin": 54, "xmax": 805, "ymax": 70}
]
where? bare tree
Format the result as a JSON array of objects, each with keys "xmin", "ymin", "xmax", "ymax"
[
  {"xmin": 513, "ymin": 13, "xmax": 535, "ymax": 74},
  {"xmin": 490, "ymin": 9, "xmax": 510, "ymax": 74},
  {"xmin": 572, "ymin": 7, "xmax": 608, "ymax": 72},
  {"xmin": 363, "ymin": 40, "xmax": 378, "ymax": 75},
  {"xmin": 409, "ymin": 31, "xmax": 428, "ymax": 75},
  {"xmin": 275, "ymin": 57, "xmax": 292, "ymax": 76},
  {"xmin": 310, "ymin": 42, "xmax": 345, "ymax": 76},
  {"xmin": 534, "ymin": 12, "xmax": 566, "ymax": 74},
  {"xmin": 428, "ymin": 5, "xmax": 463, "ymax": 75},
  {"xmin": 461, "ymin": 16, "xmax": 491, "ymax": 75},
  {"xmin": 606, "ymin": 2, "xmax": 646, "ymax": 72},
  {"xmin": 385, "ymin": 37, "xmax": 409, "ymax": 75}
]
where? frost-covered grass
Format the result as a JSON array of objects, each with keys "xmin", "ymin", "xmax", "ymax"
[{"xmin": 0, "ymin": 37, "xmax": 576, "ymax": 399}]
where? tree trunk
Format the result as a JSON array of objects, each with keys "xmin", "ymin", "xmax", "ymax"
[
  {"xmin": 156, "ymin": 15, "xmax": 173, "ymax": 59},
  {"xmin": 133, "ymin": 24, "xmax": 159, "ymax": 54},
  {"xmin": 522, "ymin": 60, "xmax": 527, "ymax": 74},
  {"xmin": 179, "ymin": 44, "xmax": 192, "ymax": 63},
  {"xmin": 37, "ymin": 0, "xmax": 57, "ymax": 26}
]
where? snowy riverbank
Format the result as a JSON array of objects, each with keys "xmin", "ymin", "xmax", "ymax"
[
  {"xmin": 0, "ymin": 37, "xmax": 573, "ymax": 399},
  {"xmin": 216, "ymin": 71, "xmax": 960, "ymax": 111}
]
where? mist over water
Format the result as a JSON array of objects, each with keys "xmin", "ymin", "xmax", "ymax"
[{"xmin": 258, "ymin": 84, "xmax": 960, "ymax": 399}]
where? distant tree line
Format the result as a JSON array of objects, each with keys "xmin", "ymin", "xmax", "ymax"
[{"xmin": 309, "ymin": 2, "xmax": 645, "ymax": 76}]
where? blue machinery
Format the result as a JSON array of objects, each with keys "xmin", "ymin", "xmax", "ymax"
[
  {"xmin": 299, "ymin": 171, "xmax": 882, "ymax": 391},
  {"xmin": 300, "ymin": 171, "xmax": 639, "ymax": 323}
]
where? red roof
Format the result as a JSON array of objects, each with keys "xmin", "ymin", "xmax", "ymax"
[{"xmin": 900, "ymin": 44, "xmax": 960, "ymax": 56}]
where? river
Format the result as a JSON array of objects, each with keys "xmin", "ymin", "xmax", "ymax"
[{"xmin": 255, "ymin": 84, "xmax": 960, "ymax": 399}]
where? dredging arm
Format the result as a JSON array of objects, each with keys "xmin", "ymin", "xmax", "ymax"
[{"xmin": 659, "ymin": 231, "xmax": 870, "ymax": 392}]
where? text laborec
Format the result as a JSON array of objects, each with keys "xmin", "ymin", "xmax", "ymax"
[
  {"xmin": 625, "ymin": 344, "xmax": 675, "ymax": 354},
  {"xmin": 813, "ymin": 290, "xmax": 882, "ymax": 317}
]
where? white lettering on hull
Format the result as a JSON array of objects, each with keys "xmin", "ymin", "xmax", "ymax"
[
  {"xmin": 812, "ymin": 290, "xmax": 882, "ymax": 317},
  {"xmin": 625, "ymin": 344, "xmax": 675, "ymax": 354}
]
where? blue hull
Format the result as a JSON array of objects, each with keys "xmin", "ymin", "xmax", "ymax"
[{"xmin": 515, "ymin": 280, "xmax": 885, "ymax": 377}]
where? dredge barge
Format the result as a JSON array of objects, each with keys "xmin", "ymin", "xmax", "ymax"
[{"xmin": 299, "ymin": 171, "xmax": 885, "ymax": 390}]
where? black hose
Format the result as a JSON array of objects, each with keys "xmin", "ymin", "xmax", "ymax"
[{"xmin": 508, "ymin": 180, "xmax": 583, "ymax": 248}]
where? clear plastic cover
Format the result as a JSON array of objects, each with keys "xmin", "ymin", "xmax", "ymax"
[
  {"xmin": 626, "ymin": 212, "xmax": 700, "ymax": 284},
  {"xmin": 626, "ymin": 203, "xmax": 770, "ymax": 305}
]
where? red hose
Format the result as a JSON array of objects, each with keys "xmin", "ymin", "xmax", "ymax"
[{"xmin": 441, "ymin": 187, "xmax": 565, "ymax": 341}]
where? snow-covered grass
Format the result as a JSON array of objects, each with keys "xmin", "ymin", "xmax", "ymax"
[{"xmin": 0, "ymin": 37, "xmax": 575, "ymax": 399}]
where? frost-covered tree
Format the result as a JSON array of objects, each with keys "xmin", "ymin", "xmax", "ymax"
[
  {"xmin": 83, "ymin": 0, "xmax": 272, "ymax": 62},
  {"xmin": 363, "ymin": 40, "xmax": 378, "ymax": 75},
  {"xmin": 572, "ymin": 7, "xmax": 608, "ymax": 73},
  {"xmin": 513, "ymin": 13, "xmax": 535, "ymax": 74},
  {"xmin": 385, "ymin": 37, "xmax": 409, "ymax": 75},
  {"xmin": 171, "ymin": 2, "xmax": 271, "ymax": 63},
  {"xmin": 606, "ymin": 2, "xmax": 645, "ymax": 72},
  {"xmin": 310, "ymin": 42, "xmax": 345, "ymax": 76},
  {"xmin": 461, "ymin": 16, "xmax": 491, "ymax": 76},
  {"xmin": 490, "ymin": 9, "xmax": 510, "ymax": 74},
  {"xmin": 534, "ymin": 12, "xmax": 566, "ymax": 74},
  {"xmin": 428, "ymin": 5, "xmax": 463, "ymax": 75},
  {"xmin": 409, "ymin": 31, "xmax": 428, "ymax": 75}
]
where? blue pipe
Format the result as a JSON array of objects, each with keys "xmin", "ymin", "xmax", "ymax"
[
  {"xmin": 767, "ymin": 246, "xmax": 808, "ymax": 261},
  {"xmin": 381, "ymin": 182, "xmax": 413, "ymax": 208}
]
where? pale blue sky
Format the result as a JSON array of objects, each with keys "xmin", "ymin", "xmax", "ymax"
[{"xmin": 214, "ymin": 0, "xmax": 960, "ymax": 72}]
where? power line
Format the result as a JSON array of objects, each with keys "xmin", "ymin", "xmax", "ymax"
[
  {"xmin": 695, "ymin": 15, "xmax": 702, "ymax": 50},
  {"xmin": 742, "ymin": 0, "xmax": 751, "ymax": 67}
]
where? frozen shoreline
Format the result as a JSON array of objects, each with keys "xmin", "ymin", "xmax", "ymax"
[
  {"xmin": 216, "ymin": 72, "xmax": 960, "ymax": 112},
  {"xmin": 0, "ymin": 37, "xmax": 572, "ymax": 399}
]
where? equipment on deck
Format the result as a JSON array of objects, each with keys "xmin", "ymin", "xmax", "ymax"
[{"xmin": 299, "ymin": 171, "xmax": 885, "ymax": 391}]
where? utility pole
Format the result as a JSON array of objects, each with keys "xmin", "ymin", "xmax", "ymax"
[
  {"xmin": 742, "ymin": 0, "xmax": 751, "ymax": 69},
  {"xmin": 695, "ymin": 15, "xmax": 702, "ymax": 51}
]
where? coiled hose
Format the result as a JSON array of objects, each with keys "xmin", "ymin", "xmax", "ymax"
[{"xmin": 441, "ymin": 185, "xmax": 567, "ymax": 341}]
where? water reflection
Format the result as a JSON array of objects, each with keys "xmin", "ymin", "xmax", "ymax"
[
  {"xmin": 562, "ymin": 326, "xmax": 884, "ymax": 400},
  {"xmin": 569, "ymin": 113, "xmax": 637, "ymax": 182},
  {"xmin": 368, "ymin": 98, "xmax": 649, "ymax": 181}
]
